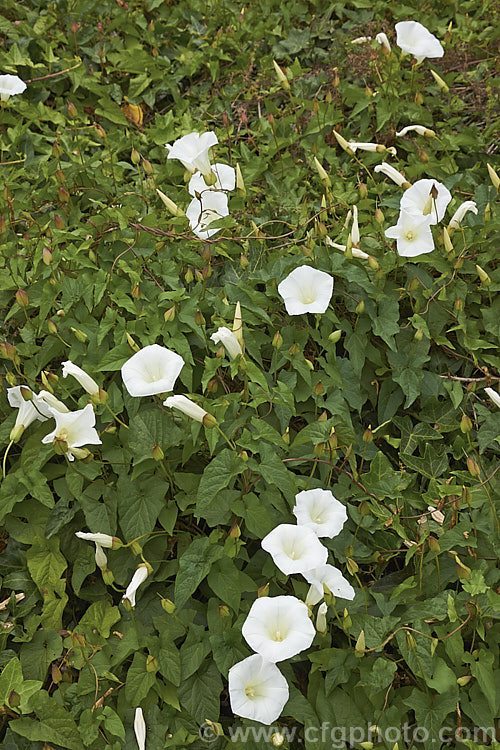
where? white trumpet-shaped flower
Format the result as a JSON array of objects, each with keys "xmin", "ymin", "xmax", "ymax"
[
  {"xmin": 41, "ymin": 403, "xmax": 102, "ymax": 460},
  {"xmin": 304, "ymin": 564, "xmax": 356, "ymax": 605},
  {"xmin": 185, "ymin": 191, "xmax": 229, "ymax": 240},
  {"xmin": 484, "ymin": 387, "xmax": 500, "ymax": 409},
  {"xmin": 293, "ymin": 488, "xmax": 348, "ymax": 538},
  {"xmin": 351, "ymin": 205, "xmax": 360, "ymax": 247},
  {"xmin": 396, "ymin": 125, "xmax": 435, "ymax": 137},
  {"xmin": 188, "ymin": 163, "xmax": 235, "ymax": 196},
  {"xmin": 75, "ymin": 532, "xmax": 115, "ymax": 548},
  {"xmin": 7, "ymin": 386, "xmax": 49, "ymax": 440},
  {"xmin": 374, "ymin": 163, "xmax": 410, "ymax": 188},
  {"xmin": 395, "ymin": 21, "xmax": 444, "ymax": 63},
  {"xmin": 165, "ymin": 131, "xmax": 218, "ymax": 176},
  {"xmin": 316, "ymin": 602, "xmax": 328, "ymax": 634},
  {"xmin": 325, "ymin": 238, "xmax": 370, "ymax": 260},
  {"xmin": 278, "ymin": 265, "xmax": 334, "ymax": 316},
  {"xmin": 36, "ymin": 390, "xmax": 70, "ymax": 415},
  {"xmin": 375, "ymin": 32, "xmax": 391, "ymax": 53},
  {"xmin": 210, "ymin": 326, "xmax": 243, "ymax": 359},
  {"xmin": 385, "ymin": 210, "xmax": 435, "ymax": 257},
  {"xmin": 94, "ymin": 544, "xmax": 108, "ymax": 571},
  {"xmin": 121, "ymin": 344, "xmax": 184, "ymax": 397},
  {"xmin": 62, "ymin": 360, "xmax": 99, "ymax": 396},
  {"xmin": 242, "ymin": 596, "xmax": 315, "ymax": 663},
  {"xmin": 448, "ymin": 200, "xmax": 478, "ymax": 230},
  {"xmin": 228, "ymin": 654, "xmax": 289, "ymax": 725},
  {"xmin": 348, "ymin": 141, "xmax": 388, "ymax": 154},
  {"xmin": 163, "ymin": 395, "xmax": 215, "ymax": 426},
  {"xmin": 122, "ymin": 564, "xmax": 150, "ymax": 608},
  {"xmin": 262, "ymin": 524, "xmax": 328, "ymax": 575},
  {"xmin": 134, "ymin": 707, "xmax": 146, "ymax": 750},
  {"xmin": 0, "ymin": 74, "xmax": 26, "ymax": 102},
  {"xmin": 400, "ymin": 178, "xmax": 451, "ymax": 224}
]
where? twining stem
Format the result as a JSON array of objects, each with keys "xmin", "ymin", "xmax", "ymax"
[
  {"xmin": 2, "ymin": 440, "xmax": 14, "ymax": 479},
  {"xmin": 105, "ymin": 403, "xmax": 129, "ymax": 429}
]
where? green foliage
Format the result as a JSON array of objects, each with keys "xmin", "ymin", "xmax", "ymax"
[{"xmin": 0, "ymin": 0, "xmax": 499, "ymax": 748}]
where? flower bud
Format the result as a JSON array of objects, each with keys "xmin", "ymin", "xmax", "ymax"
[
  {"xmin": 54, "ymin": 214, "xmax": 65, "ymax": 230},
  {"xmin": 161, "ymin": 598, "xmax": 176, "ymax": 613},
  {"xmin": 354, "ymin": 629, "xmax": 365, "ymax": 657},
  {"xmin": 288, "ymin": 342, "xmax": 300, "ymax": 356},
  {"xmin": 152, "ymin": 443, "xmax": 164, "ymax": 461},
  {"xmin": 218, "ymin": 604, "xmax": 230, "ymax": 617},
  {"xmin": 229, "ymin": 522, "xmax": 241, "ymax": 539},
  {"xmin": 53, "ymin": 140, "xmax": 62, "ymax": 158},
  {"xmin": 328, "ymin": 330, "xmax": 342, "ymax": 343},
  {"xmin": 58, "ymin": 186, "xmax": 70, "ymax": 203},
  {"xmin": 164, "ymin": 305, "xmax": 176, "ymax": 323},
  {"xmin": 487, "ymin": 164, "xmax": 500, "ymax": 192},
  {"xmin": 156, "ymin": 189, "xmax": 185, "ymax": 217},
  {"xmin": 346, "ymin": 557, "xmax": 359, "ymax": 575},
  {"xmin": 362, "ymin": 426, "xmax": 373, "ymax": 443},
  {"xmin": 130, "ymin": 540, "xmax": 143, "ymax": 556},
  {"xmin": 332, "ymin": 130, "xmax": 355, "ymax": 155},
  {"xmin": 235, "ymin": 163, "xmax": 246, "ymax": 196},
  {"xmin": 15, "ymin": 289, "xmax": 28, "ymax": 308},
  {"xmin": 54, "ymin": 169, "xmax": 65, "ymax": 184},
  {"xmin": 457, "ymin": 675, "xmax": 472, "ymax": 686},
  {"xmin": 142, "ymin": 158, "xmax": 154, "ymax": 175},
  {"xmin": 476, "ymin": 264, "xmax": 491, "ymax": 285},
  {"xmin": 272, "ymin": 60, "xmax": 290, "ymax": 90},
  {"xmin": 355, "ymin": 300, "xmax": 364, "ymax": 315},
  {"xmin": 202, "ymin": 412, "xmax": 218, "ymax": 429},
  {"xmin": 93, "ymin": 122, "xmax": 106, "ymax": 139},
  {"xmin": 47, "ymin": 319, "xmax": 58, "ymax": 334},
  {"xmin": 185, "ymin": 267, "xmax": 194, "ymax": 283},
  {"xmin": 430, "ymin": 70, "xmax": 449, "ymax": 93},
  {"xmin": 126, "ymin": 333, "xmax": 140, "ymax": 352},
  {"xmin": 146, "ymin": 655, "xmax": 158, "ymax": 672},
  {"xmin": 414, "ymin": 327, "xmax": 424, "ymax": 341},
  {"xmin": 282, "ymin": 427, "xmax": 290, "ymax": 444},
  {"xmin": 313, "ymin": 156, "xmax": 331, "ymax": 188},
  {"xmin": 8, "ymin": 690, "xmax": 20, "ymax": 708},
  {"xmin": 428, "ymin": 536, "xmax": 440, "ymax": 553},
  {"xmin": 42, "ymin": 246, "xmax": 53, "ymax": 265},
  {"xmin": 258, "ymin": 582, "xmax": 269, "ymax": 597},
  {"xmin": 67, "ymin": 101, "xmax": 78, "ymax": 119},
  {"xmin": 443, "ymin": 226, "xmax": 454, "ymax": 255},
  {"xmin": 460, "ymin": 414, "xmax": 472, "ymax": 433},
  {"xmin": 374, "ymin": 208, "xmax": 384, "ymax": 224},
  {"xmin": 70, "ymin": 327, "xmax": 87, "ymax": 342},
  {"xmin": 466, "ymin": 456, "xmax": 480, "ymax": 477},
  {"xmin": 131, "ymin": 148, "xmax": 141, "ymax": 165},
  {"xmin": 102, "ymin": 568, "xmax": 115, "ymax": 585},
  {"xmin": 240, "ymin": 253, "xmax": 249, "ymax": 269}
]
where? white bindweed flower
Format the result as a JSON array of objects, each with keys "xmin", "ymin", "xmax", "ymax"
[
  {"xmin": 41, "ymin": 403, "xmax": 102, "ymax": 460},
  {"xmin": 293, "ymin": 488, "xmax": 348, "ymax": 538},
  {"xmin": 165, "ymin": 131, "xmax": 218, "ymax": 176},
  {"xmin": 325, "ymin": 238, "xmax": 370, "ymax": 260},
  {"xmin": 278, "ymin": 265, "xmax": 334, "ymax": 315},
  {"xmin": 163, "ymin": 395, "xmax": 216, "ymax": 426},
  {"xmin": 448, "ymin": 200, "xmax": 478, "ymax": 230},
  {"xmin": 316, "ymin": 602, "xmax": 328, "ymax": 634},
  {"xmin": 134, "ymin": 707, "xmax": 146, "ymax": 750},
  {"xmin": 351, "ymin": 205, "xmax": 360, "ymax": 247},
  {"xmin": 348, "ymin": 141, "xmax": 387, "ymax": 154},
  {"xmin": 188, "ymin": 163, "xmax": 235, "ymax": 196},
  {"xmin": 210, "ymin": 326, "xmax": 243, "ymax": 359},
  {"xmin": 0, "ymin": 74, "xmax": 26, "ymax": 102},
  {"xmin": 396, "ymin": 125, "xmax": 435, "ymax": 137},
  {"xmin": 374, "ymin": 163, "xmax": 410, "ymax": 188},
  {"xmin": 262, "ymin": 524, "xmax": 328, "ymax": 575},
  {"xmin": 484, "ymin": 387, "xmax": 500, "ymax": 409},
  {"xmin": 242, "ymin": 595, "xmax": 315, "ymax": 663},
  {"xmin": 75, "ymin": 532, "xmax": 115, "ymax": 548},
  {"xmin": 62, "ymin": 360, "xmax": 100, "ymax": 396},
  {"xmin": 395, "ymin": 21, "xmax": 444, "ymax": 63},
  {"xmin": 94, "ymin": 544, "xmax": 108, "ymax": 571},
  {"xmin": 121, "ymin": 344, "xmax": 184, "ymax": 397},
  {"xmin": 185, "ymin": 190, "xmax": 229, "ymax": 240},
  {"xmin": 385, "ymin": 210, "xmax": 435, "ymax": 257},
  {"xmin": 351, "ymin": 36, "xmax": 371, "ymax": 44},
  {"xmin": 122, "ymin": 564, "xmax": 150, "ymax": 608},
  {"xmin": 375, "ymin": 32, "xmax": 391, "ymax": 53},
  {"xmin": 304, "ymin": 564, "xmax": 356, "ymax": 605},
  {"xmin": 7, "ymin": 386, "xmax": 48, "ymax": 440},
  {"xmin": 36, "ymin": 390, "xmax": 70, "ymax": 415},
  {"xmin": 228, "ymin": 654, "xmax": 289, "ymax": 725},
  {"xmin": 400, "ymin": 178, "xmax": 452, "ymax": 224}
]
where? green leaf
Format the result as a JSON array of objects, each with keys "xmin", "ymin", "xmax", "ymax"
[
  {"xmin": 404, "ymin": 690, "xmax": 457, "ymax": 746},
  {"xmin": 11, "ymin": 691, "xmax": 84, "ymax": 750},
  {"xmin": 196, "ymin": 449, "xmax": 246, "ymax": 520},
  {"xmin": 125, "ymin": 652, "xmax": 157, "ymax": 704},
  {"xmin": 401, "ymin": 444, "xmax": 449, "ymax": 479},
  {"xmin": 207, "ymin": 558, "xmax": 242, "ymax": 612},
  {"xmin": 116, "ymin": 473, "xmax": 167, "ymax": 541},
  {"xmin": 174, "ymin": 537, "xmax": 224, "ymax": 610},
  {"xmin": 0, "ymin": 657, "xmax": 23, "ymax": 707},
  {"xmin": 178, "ymin": 661, "xmax": 222, "ymax": 724},
  {"xmin": 26, "ymin": 538, "xmax": 67, "ymax": 595}
]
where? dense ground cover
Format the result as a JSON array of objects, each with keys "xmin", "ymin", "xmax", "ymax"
[{"xmin": 0, "ymin": 0, "xmax": 499, "ymax": 748}]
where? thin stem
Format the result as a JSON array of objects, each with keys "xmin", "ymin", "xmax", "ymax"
[{"xmin": 2, "ymin": 440, "xmax": 14, "ymax": 479}]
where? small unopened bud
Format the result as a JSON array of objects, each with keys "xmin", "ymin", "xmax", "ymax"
[
  {"xmin": 93, "ymin": 122, "xmax": 106, "ymax": 139},
  {"xmin": 354, "ymin": 629, "xmax": 365, "ymax": 657},
  {"xmin": 454, "ymin": 298, "xmax": 463, "ymax": 311},
  {"xmin": 460, "ymin": 414, "xmax": 472, "ymax": 433},
  {"xmin": 54, "ymin": 169, "xmax": 65, "ymax": 184},
  {"xmin": 131, "ymin": 148, "xmax": 141, "ymax": 165},
  {"xmin": 282, "ymin": 427, "xmax": 290, "ymax": 444},
  {"xmin": 346, "ymin": 557, "xmax": 359, "ymax": 575},
  {"xmin": 229, "ymin": 522, "xmax": 241, "ymax": 539},
  {"xmin": 288, "ymin": 342, "xmax": 300, "ymax": 356},
  {"xmin": 457, "ymin": 675, "xmax": 472, "ymax": 686},
  {"xmin": 476, "ymin": 264, "xmax": 491, "ymax": 285},
  {"xmin": 185, "ymin": 268, "xmax": 194, "ymax": 283},
  {"xmin": 374, "ymin": 208, "xmax": 384, "ymax": 224},
  {"xmin": 218, "ymin": 604, "xmax": 230, "ymax": 617},
  {"xmin": 15, "ymin": 289, "xmax": 28, "ymax": 308},
  {"xmin": 47, "ymin": 319, "xmax": 58, "ymax": 334},
  {"xmin": 126, "ymin": 332, "xmax": 140, "ymax": 352},
  {"xmin": 194, "ymin": 310, "xmax": 205, "ymax": 326},
  {"xmin": 362, "ymin": 426, "xmax": 373, "ymax": 443},
  {"xmin": 142, "ymin": 158, "xmax": 154, "ymax": 175},
  {"xmin": 70, "ymin": 327, "xmax": 87, "ymax": 342},
  {"xmin": 313, "ymin": 442, "xmax": 326, "ymax": 458},
  {"xmin": 152, "ymin": 444, "xmax": 164, "ymax": 461},
  {"xmin": 428, "ymin": 536, "xmax": 440, "ymax": 553},
  {"xmin": 466, "ymin": 456, "xmax": 480, "ymax": 477},
  {"xmin": 202, "ymin": 412, "xmax": 217, "ymax": 429},
  {"xmin": 272, "ymin": 60, "xmax": 290, "ymax": 90},
  {"xmin": 414, "ymin": 91, "xmax": 424, "ymax": 105},
  {"xmin": 102, "ymin": 568, "xmax": 115, "ymax": 585},
  {"xmin": 67, "ymin": 101, "xmax": 78, "ymax": 118},
  {"xmin": 161, "ymin": 597, "xmax": 176, "ymax": 613},
  {"xmin": 164, "ymin": 305, "xmax": 176, "ymax": 323},
  {"xmin": 414, "ymin": 327, "xmax": 424, "ymax": 341},
  {"xmin": 130, "ymin": 540, "xmax": 143, "ymax": 556},
  {"xmin": 8, "ymin": 690, "xmax": 20, "ymax": 708},
  {"xmin": 58, "ymin": 186, "xmax": 70, "ymax": 203},
  {"xmin": 486, "ymin": 164, "xmax": 500, "ymax": 191},
  {"xmin": 328, "ymin": 330, "xmax": 342, "ymax": 343},
  {"xmin": 355, "ymin": 300, "xmax": 364, "ymax": 315},
  {"xmin": 258, "ymin": 582, "xmax": 270, "ymax": 597},
  {"xmin": 131, "ymin": 283, "xmax": 141, "ymax": 300},
  {"xmin": 156, "ymin": 189, "xmax": 184, "ymax": 217},
  {"xmin": 240, "ymin": 253, "xmax": 249, "ymax": 269},
  {"xmin": 332, "ymin": 130, "xmax": 355, "ymax": 155},
  {"xmin": 443, "ymin": 226, "xmax": 454, "ymax": 255},
  {"xmin": 235, "ymin": 163, "xmax": 246, "ymax": 195},
  {"xmin": 313, "ymin": 156, "xmax": 331, "ymax": 187},
  {"xmin": 305, "ymin": 358, "xmax": 314, "ymax": 371},
  {"xmin": 430, "ymin": 70, "xmax": 449, "ymax": 93},
  {"xmin": 42, "ymin": 246, "xmax": 53, "ymax": 265},
  {"xmin": 54, "ymin": 214, "xmax": 65, "ymax": 230},
  {"xmin": 52, "ymin": 140, "xmax": 62, "ymax": 158}
]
